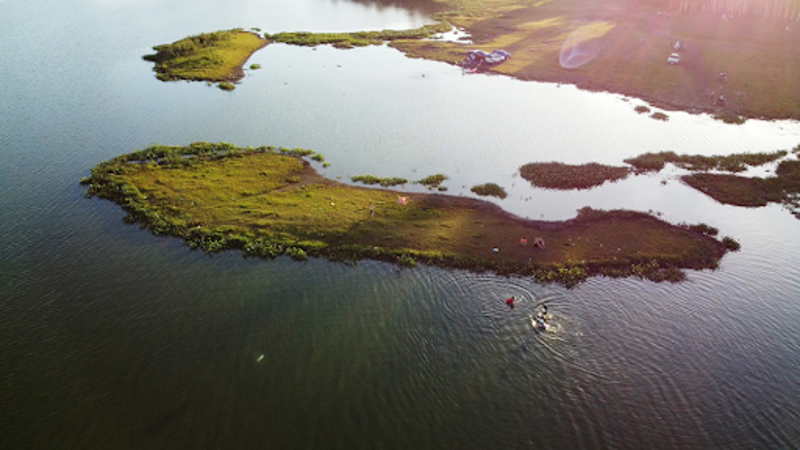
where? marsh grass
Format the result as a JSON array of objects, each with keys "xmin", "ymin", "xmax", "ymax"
[
  {"xmin": 681, "ymin": 160, "xmax": 800, "ymax": 210},
  {"xmin": 634, "ymin": 105, "xmax": 651, "ymax": 114},
  {"xmin": 416, "ymin": 174, "xmax": 448, "ymax": 189},
  {"xmin": 519, "ymin": 162, "xmax": 630, "ymax": 190},
  {"xmin": 267, "ymin": 22, "xmax": 451, "ymax": 48},
  {"xmin": 82, "ymin": 143, "xmax": 732, "ymax": 286},
  {"xmin": 624, "ymin": 150, "xmax": 788, "ymax": 173},
  {"xmin": 471, "ymin": 183, "xmax": 507, "ymax": 198},
  {"xmin": 144, "ymin": 29, "xmax": 266, "ymax": 82},
  {"xmin": 650, "ymin": 112, "xmax": 669, "ymax": 121},
  {"xmin": 352, "ymin": 175, "xmax": 408, "ymax": 187}
]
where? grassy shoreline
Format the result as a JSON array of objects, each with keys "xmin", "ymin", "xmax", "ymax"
[{"xmin": 81, "ymin": 143, "xmax": 735, "ymax": 287}]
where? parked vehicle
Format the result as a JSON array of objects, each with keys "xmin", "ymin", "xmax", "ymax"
[{"xmin": 667, "ymin": 53, "xmax": 680, "ymax": 64}]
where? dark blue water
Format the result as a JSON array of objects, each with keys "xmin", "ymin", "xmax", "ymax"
[{"xmin": 2, "ymin": 0, "xmax": 800, "ymax": 448}]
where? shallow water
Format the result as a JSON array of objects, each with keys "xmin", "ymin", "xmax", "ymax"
[{"xmin": 2, "ymin": 0, "xmax": 800, "ymax": 449}]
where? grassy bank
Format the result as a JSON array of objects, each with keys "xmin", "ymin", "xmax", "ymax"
[
  {"xmin": 81, "ymin": 143, "xmax": 734, "ymax": 287},
  {"xmin": 393, "ymin": 0, "xmax": 800, "ymax": 119},
  {"xmin": 143, "ymin": 29, "xmax": 266, "ymax": 85}
]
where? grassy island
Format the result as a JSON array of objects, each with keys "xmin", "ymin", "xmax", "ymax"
[
  {"xmin": 81, "ymin": 143, "xmax": 735, "ymax": 287},
  {"xmin": 143, "ymin": 29, "xmax": 267, "ymax": 86},
  {"xmin": 520, "ymin": 162, "xmax": 630, "ymax": 190}
]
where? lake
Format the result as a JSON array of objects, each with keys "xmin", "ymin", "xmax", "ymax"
[{"xmin": 2, "ymin": 0, "xmax": 800, "ymax": 448}]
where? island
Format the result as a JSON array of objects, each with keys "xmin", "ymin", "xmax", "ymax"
[{"xmin": 81, "ymin": 143, "xmax": 737, "ymax": 287}]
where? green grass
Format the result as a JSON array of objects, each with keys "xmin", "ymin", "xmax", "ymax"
[
  {"xmin": 81, "ymin": 143, "xmax": 734, "ymax": 286},
  {"xmin": 218, "ymin": 82, "xmax": 236, "ymax": 91},
  {"xmin": 143, "ymin": 29, "xmax": 266, "ymax": 82},
  {"xmin": 471, "ymin": 183, "xmax": 507, "ymax": 198},
  {"xmin": 519, "ymin": 162, "xmax": 630, "ymax": 190}
]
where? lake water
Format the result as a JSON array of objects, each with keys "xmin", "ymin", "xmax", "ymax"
[{"xmin": 2, "ymin": 0, "xmax": 800, "ymax": 448}]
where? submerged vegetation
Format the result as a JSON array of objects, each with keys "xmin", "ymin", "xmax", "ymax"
[
  {"xmin": 81, "ymin": 143, "xmax": 733, "ymax": 287},
  {"xmin": 471, "ymin": 183, "xmax": 507, "ymax": 199},
  {"xmin": 519, "ymin": 162, "xmax": 630, "ymax": 190},
  {"xmin": 143, "ymin": 29, "xmax": 266, "ymax": 87}
]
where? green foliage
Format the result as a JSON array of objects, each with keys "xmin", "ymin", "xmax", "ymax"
[
  {"xmin": 471, "ymin": 183, "xmax": 507, "ymax": 198},
  {"xmin": 351, "ymin": 175, "xmax": 408, "ymax": 187},
  {"xmin": 416, "ymin": 174, "xmax": 448, "ymax": 189},
  {"xmin": 519, "ymin": 162, "xmax": 630, "ymax": 190},
  {"xmin": 218, "ymin": 81, "xmax": 236, "ymax": 90},
  {"xmin": 250, "ymin": 64, "xmax": 261, "ymax": 70}
]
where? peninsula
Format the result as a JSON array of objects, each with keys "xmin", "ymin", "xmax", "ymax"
[
  {"xmin": 143, "ymin": 0, "xmax": 799, "ymax": 119},
  {"xmin": 81, "ymin": 143, "xmax": 736, "ymax": 287}
]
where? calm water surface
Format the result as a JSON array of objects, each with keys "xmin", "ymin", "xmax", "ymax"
[{"xmin": 2, "ymin": 0, "xmax": 800, "ymax": 449}]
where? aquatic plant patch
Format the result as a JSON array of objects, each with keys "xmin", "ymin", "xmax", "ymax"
[{"xmin": 519, "ymin": 162, "xmax": 630, "ymax": 190}]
